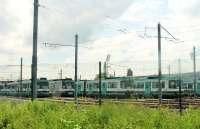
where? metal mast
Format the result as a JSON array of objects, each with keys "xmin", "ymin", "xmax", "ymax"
[
  {"xmin": 193, "ymin": 46, "xmax": 197, "ymax": 97},
  {"xmin": 178, "ymin": 58, "xmax": 182, "ymax": 115},
  {"xmin": 99, "ymin": 61, "xmax": 102, "ymax": 106},
  {"xmin": 20, "ymin": 57, "xmax": 23, "ymax": 97},
  {"xmin": 158, "ymin": 23, "xmax": 162, "ymax": 105},
  {"xmin": 31, "ymin": 0, "xmax": 39, "ymax": 101},
  {"xmin": 75, "ymin": 34, "xmax": 78, "ymax": 105}
]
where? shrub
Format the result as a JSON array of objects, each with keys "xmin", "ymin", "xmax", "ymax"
[{"xmin": 0, "ymin": 101, "xmax": 199, "ymax": 129}]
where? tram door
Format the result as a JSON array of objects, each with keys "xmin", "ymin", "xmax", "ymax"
[
  {"xmin": 77, "ymin": 83, "xmax": 82, "ymax": 95},
  {"xmin": 101, "ymin": 82, "xmax": 107, "ymax": 95},
  {"xmin": 88, "ymin": 83, "xmax": 93, "ymax": 95},
  {"xmin": 144, "ymin": 82, "xmax": 151, "ymax": 95},
  {"xmin": 196, "ymin": 83, "xmax": 200, "ymax": 95},
  {"xmin": 83, "ymin": 81, "xmax": 87, "ymax": 97}
]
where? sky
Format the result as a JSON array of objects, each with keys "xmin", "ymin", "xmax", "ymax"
[{"xmin": 1, "ymin": 0, "xmax": 200, "ymax": 80}]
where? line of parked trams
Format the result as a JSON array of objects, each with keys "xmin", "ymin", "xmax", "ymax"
[{"xmin": 0, "ymin": 76, "xmax": 199, "ymax": 98}]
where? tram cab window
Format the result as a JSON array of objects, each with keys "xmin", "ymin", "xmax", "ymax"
[
  {"xmin": 37, "ymin": 81, "xmax": 49, "ymax": 89},
  {"xmin": 62, "ymin": 81, "xmax": 73, "ymax": 89},
  {"xmin": 62, "ymin": 84, "xmax": 67, "ymax": 89}
]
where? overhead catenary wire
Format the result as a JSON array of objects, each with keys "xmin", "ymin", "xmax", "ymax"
[
  {"xmin": 171, "ymin": 28, "xmax": 200, "ymax": 35},
  {"xmin": 140, "ymin": 24, "xmax": 187, "ymax": 43},
  {"xmin": 160, "ymin": 25, "xmax": 177, "ymax": 40},
  {"xmin": 163, "ymin": 23, "xmax": 200, "ymax": 29},
  {"xmin": 42, "ymin": 42, "xmax": 91, "ymax": 49},
  {"xmin": 2, "ymin": 57, "xmax": 200, "ymax": 68}
]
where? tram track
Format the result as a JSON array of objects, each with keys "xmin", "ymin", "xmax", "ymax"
[{"xmin": 3, "ymin": 96, "xmax": 200, "ymax": 109}]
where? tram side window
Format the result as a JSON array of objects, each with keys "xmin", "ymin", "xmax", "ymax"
[
  {"xmin": 102, "ymin": 83, "xmax": 106, "ymax": 88},
  {"xmin": 13, "ymin": 85, "xmax": 17, "ymax": 90},
  {"xmin": 7, "ymin": 85, "xmax": 10, "ymax": 89},
  {"xmin": 120, "ymin": 80, "xmax": 134, "ymax": 89},
  {"xmin": 188, "ymin": 83, "xmax": 193, "ymax": 89},
  {"xmin": 162, "ymin": 82, "xmax": 165, "ymax": 88},
  {"xmin": 89, "ymin": 84, "xmax": 92, "ymax": 89},
  {"xmin": 4, "ymin": 84, "xmax": 7, "ymax": 89},
  {"xmin": 108, "ymin": 82, "xmax": 118, "ymax": 88},
  {"xmin": 10, "ymin": 85, "xmax": 16, "ymax": 90},
  {"xmin": 120, "ymin": 81, "xmax": 126, "ymax": 89},
  {"xmin": 152, "ymin": 82, "xmax": 158, "ymax": 88},
  {"xmin": 152, "ymin": 82, "xmax": 165, "ymax": 88},
  {"xmin": 197, "ymin": 83, "xmax": 200, "ymax": 88},
  {"xmin": 136, "ymin": 82, "xmax": 144, "ymax": 89},
  {"xmin": 0, "ymin": 85, "xmax": 3, "ymax": 90},
  {"xmin": 182, "ymin": 83, "xmax": 187, "ymax": 89},
  {"xmin": 78, "ymin": 84, "xmax": 82, "ymax": 90},
  {"xmin": 169, "ymin": 80, "xmax": 177, "ymax": 89},
  {"xmin": 94, "ymin": 83, "xmax": 99, "ymax": 89},
  {"xmin": 22, "ymin": 83, "xmax": 28, "ymax": 90}
]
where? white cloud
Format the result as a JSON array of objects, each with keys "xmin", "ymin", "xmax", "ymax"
[
  {"xmin": 0, "ymin": 0, "xmax": 132, "ymax": 80},
  {"xmin": 1, "ymin": 0, "xmax": 200, "ymax": 80},
  {"xmin": 168, "ymin": 0, "xmax": 200, "ymax": 17}
]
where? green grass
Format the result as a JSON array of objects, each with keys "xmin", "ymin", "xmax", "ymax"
[{"xmin": 0, "ymin": 101, "xmax": 199, "ymax": 129}]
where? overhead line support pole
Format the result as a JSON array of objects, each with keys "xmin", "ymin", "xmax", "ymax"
[
  {"xmin": 178, "ymin": 58, "xmax": 182, "ymax": 115},
  {"xmin": 99, "ymin": 61, "xmax": 102, "ymax": 106},
  {"xmin": 158, "ymin": 23, "xmax": 162, "ymax": 105},
  {"xmin": 193, "ymin": 46, "xmax": 197, "ymax": 98},
  {"xmin": 20, "ymin": 57, "xmax": 23, "ymax": 98},
  {"xmin": 75, "ymin": 34, "xmax": 78, "ymax": 105},
  {"xmin": 31, "ymin": 0, "xmax": 39, "ymax": 101},
  {"xmin": 168, "ymin": 64, "xmax": 171, "ymax": 78},
  {"xmin": 60, "ymin": 69, "xmax": 62, "ymax": 79}
]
